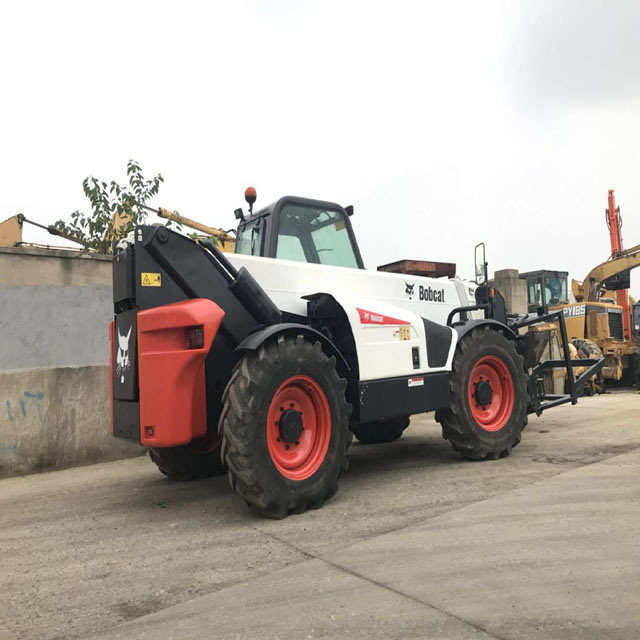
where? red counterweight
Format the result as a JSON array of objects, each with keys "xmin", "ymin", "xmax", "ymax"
[{"xmin": 137, "ymin": 299, "xmax": 225, "ymax": 447}]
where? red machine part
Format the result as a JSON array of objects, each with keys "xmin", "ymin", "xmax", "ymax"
[
  {"xmin": 607, "ymin": 189, "xmax": 632, "ymax": 339},
  {"xmin": 109, "ymin": 321, "xmax": 114, "ymax": 435},
  {"xmin": 607, "ymin": 189, "xmax": 623, "ymax": 256},
  {"xmin": 137, "ymin": 299, "xmax": 225, "ymax": 447}
]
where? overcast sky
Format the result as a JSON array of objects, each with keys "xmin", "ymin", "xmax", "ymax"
[{"xmin": 2, "ymin": 0, "xmax": 639, "ymax": 296}]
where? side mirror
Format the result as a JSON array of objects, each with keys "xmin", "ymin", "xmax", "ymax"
[{"xmin": 475, "ymin": 242, "xmax": 487, "ymax": 285}]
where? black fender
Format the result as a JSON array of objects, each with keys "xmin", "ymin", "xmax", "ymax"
[
  {"xmin": 454, "ymin": 319, "xmax": 518, "ymax": 342},
  {"xmin": 235, "ymin": 323, "xmax": 351, "ymax": 378}
]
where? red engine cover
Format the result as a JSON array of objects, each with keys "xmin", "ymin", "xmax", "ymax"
[{"xmin": 137, "ymin": 299, "xmax": 225, "ymax": 447}]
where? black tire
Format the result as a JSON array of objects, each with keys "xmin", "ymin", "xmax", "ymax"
[
  {"xmin": 572, "ymin": 338, "xmax": 604, "ymax": 361},
  {"xmin": 148, "ymin": 438, "xmax": 226, "ymax": 481},
  {"xmin": 571, "ymin": 338, "xmax": 605, "ymax": 393},
  {"xmin": 220, "ymin": 334, "xmax": 352, "ymax": 519},
  {"xmin": 435, "ymin": 327, "xmax": 528, "ymax": 460},
  {"xmin": 351, "ymin": 417, "xmax": 410, "ymax": 444}
]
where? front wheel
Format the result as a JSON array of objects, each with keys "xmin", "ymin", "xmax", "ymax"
[
  {"xmin": 220, "ymin": 335, "xmax": 352, "ymax": 518},
  {"xmin": 436, "ymin": 327, "xmax": 528, "ymax": 460}
]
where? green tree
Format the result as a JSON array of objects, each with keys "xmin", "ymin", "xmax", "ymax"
[{"xmin": 55, "ymin": 160, "xmax": 163, "ymax": 253}]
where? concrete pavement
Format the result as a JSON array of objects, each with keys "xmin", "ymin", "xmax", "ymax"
[
  {"xmin": 92, "ymin": 447, "xmax": 640, "ymax": 640},
  {"xmin": 1, "ymin": 391, "xmax": 638, "ymax": 640}
]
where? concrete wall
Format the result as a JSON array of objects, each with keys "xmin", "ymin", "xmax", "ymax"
[
  {"xmin": 0, "ymin": 367, "xmax": 138, "ymax": 476},
  {"xmin": 0, "ymin": 246, "xmax": 140, "ymax": 478},
  {"xmin": 491, "ymin": 268, "xmax": 528, "ymax": 315}
]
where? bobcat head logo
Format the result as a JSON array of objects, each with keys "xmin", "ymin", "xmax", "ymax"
[
  {"xmin": 116, "ymin": 325, "xmax": 132, "ymax": 383},
  {"xmin": 405, "ymin": 282, "xmax": 415, "ymax": 298}
]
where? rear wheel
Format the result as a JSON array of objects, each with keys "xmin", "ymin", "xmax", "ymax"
[
  {"xmin": 148, "ymin": 433, "xmax": 225, "ymax": 480},
  {"xmin": 436, "ymin": 327, "xmax": 527, "ymax": 460},
  {"xmin": 351, "ymin": 417, "xmax": 410, "ymax": 444},
  {"xmin": 220, "ymin": 335, "xmax": 352, "ymax": 518}
]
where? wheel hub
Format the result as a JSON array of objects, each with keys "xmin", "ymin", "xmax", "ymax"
[
  {"xmin": 467, "ymin": 355, "xmax": 515, "ymax": 432},
  {"xmin": 278, "ymin": 409, "xmax": 304, "ymax": 444},
  {"xmin": 266, "ymin": 375, "xmax": 332, "ymax": 481},
  {"xmin": 474, "ymin": 379, "xmax": 493, "ymax": 406}
]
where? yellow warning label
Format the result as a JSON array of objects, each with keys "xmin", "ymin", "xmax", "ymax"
[
  {"xmin": 141, "ymin": 272, "xmax": 161, "ymax": 287},
  {"xmin": 397, "ymin": 326, "xmax": 411, "ymax": 341}
]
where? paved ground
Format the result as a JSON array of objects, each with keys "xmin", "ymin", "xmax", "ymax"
[{"xmin": 1, "ymin": 391, "xmax": 638, "ymax": 640}]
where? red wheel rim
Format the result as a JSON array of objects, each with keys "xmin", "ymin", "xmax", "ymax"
[
  {"xmin": 468, "ymin": 355, "xmax": 514, "ymax": 432},
  {"xmin": 187, "ymin": 432, "xmax": 222, "ymax": 454},
  {"xmin": 266, "ymin": 375, "xmax": 331, "ymax": 481}
]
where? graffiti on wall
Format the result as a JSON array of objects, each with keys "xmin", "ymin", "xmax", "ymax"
[{"xmin": 2, "ymin": 390, "xmax": 46, "ymax": 455}]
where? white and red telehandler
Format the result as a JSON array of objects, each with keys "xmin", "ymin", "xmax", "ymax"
[{"xmin": 110, "ymin": 190, "xmax": 602, "ymax": 517}]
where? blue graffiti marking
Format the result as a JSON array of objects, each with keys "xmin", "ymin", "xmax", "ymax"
[
  {"xmin": 0, "ymin": 444, "xmax": 17, "ymax": 455},
  {"xmin": 23, "ymin": 391, "xmax": 46, "ymax": 431},
  {"xmin": 2, "ymin": 392, "xmax": 45, "ymax": 430}
]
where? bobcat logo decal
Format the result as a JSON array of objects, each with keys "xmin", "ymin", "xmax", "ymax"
[
  {"xmin": 116, "ymin": 325, "xmax": 132, "ymax": 383},
  {"xmin": 405, "ymin": 282, "xmax": 415, "ymax": 299}
]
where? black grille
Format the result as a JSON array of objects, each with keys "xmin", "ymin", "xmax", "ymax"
[{"xmin": 608, "ymin": 311, "xmax": 624, "ymax": 340}]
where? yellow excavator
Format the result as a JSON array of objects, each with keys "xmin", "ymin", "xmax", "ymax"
[
  {"xmin": 524, "ymin": 190, "xmax": 640, "ymax": 387},
  {"xmin": 0, "ymin": 213, "xmax": 87, "ymax": 247},
  {"xmin": 0, "ymin": 208, "xmax": 236, "ymax": 254}
]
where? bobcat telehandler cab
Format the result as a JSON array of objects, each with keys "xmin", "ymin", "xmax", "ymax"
[{"xmin": 110, "ymin": 189, "xmax": 602, "ymax": 518}]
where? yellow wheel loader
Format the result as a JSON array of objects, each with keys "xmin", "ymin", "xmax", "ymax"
[{"xmin": 522, "ymin": 190, "xmax": 640, "ymax": 388}]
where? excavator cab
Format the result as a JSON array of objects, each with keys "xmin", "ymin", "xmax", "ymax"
[{"xmin": 234, "ymin": 194, "xmax": 365, "ymax": 269}]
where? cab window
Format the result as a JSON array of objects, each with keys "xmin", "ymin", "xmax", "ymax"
[
  {"xmin": 236, "ymin": 220, "xmax": 263, "ymax": 256},
  {"xmin": 544, "ymin": 276, "xmax": 568, "ymax": 305},
  {"xmin": 276, "ymin": 204, "xmax": 358, "ymax": 268},
  {"xmin": 528, "ymin": 277, "xmax": 542, "ymax": 306}
]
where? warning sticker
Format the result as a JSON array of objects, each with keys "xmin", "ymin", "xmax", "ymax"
[
  {"xmin": 141, "ymin": 272, "xmax": 161, "ymax": 287},
  {"xmin": 408, "ymin": 377, "xmax": 424, "ymax": 388},
  {"xmin": 396, "ymin": 326, "xmax": 411, "ymax": 341}
]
